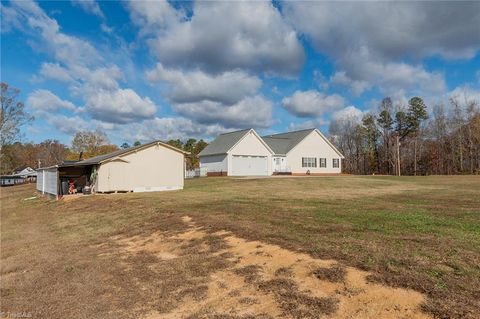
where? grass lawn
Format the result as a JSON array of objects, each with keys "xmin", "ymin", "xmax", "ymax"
[{"xmin": 1, "ymin": 176, "xmax": 479, "ymax": 318}]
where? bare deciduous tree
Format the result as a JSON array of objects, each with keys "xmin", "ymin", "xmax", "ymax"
[
  {"xmin": 329, "ymin": 95, "xmax": 479, "ymax": 176},
  {"xmin": 0, "ymin": 82, "xmax": 33, "ymax": 150}
]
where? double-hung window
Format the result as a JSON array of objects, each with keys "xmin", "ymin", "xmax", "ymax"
[
  {"xmin": 319, "ymin": 158, "xmax": 327, "ymax": 168},
  {"xmin": 333, "ymin": 158, "xmax": 340, "ymax": 168},
  {"xmin": 302, "ymin": 157, "xmax": 317, "ymax": 168}
]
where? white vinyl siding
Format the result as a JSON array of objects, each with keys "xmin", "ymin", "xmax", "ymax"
[
  {"xmin": 286, "ymin": 130, "xmax": 342, "ymax": 174},
  {"xmin": 200, "ymin": 154, "xmax": 228, "ymax": 174},
  {"xmin": 97, "ymin": 144, "xmax": 184, "ymax": 192},
  {"xmin": 36, "ymin": 168, "xmax": 58, "ymax": 197}
]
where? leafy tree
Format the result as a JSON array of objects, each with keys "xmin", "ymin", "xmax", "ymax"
[
  {"xmin": 120, "ymin": 142, "xmax": 130, "ymax": 149},
  {"xmin": 0, "ymin": 82, "xmax": 33, "ymax": 150},
  {"xmin": 0, "ymin": 140, "xmax": 68, "ymax": 174},
  {"xmin": 70, "ymin": 130, "xmax": 118, "ymax": 159},
  {"xmin": 133, "ymin": 141, "xmax": 141, "ymax": 147},
  {"xmin": 167, "ymin": 139, "xmax": 183, "ymax": 150},
  {"xmin": 184, "ymin": 138, "xmax": 197, "ymax": 153},
  {"xmin": 406, "ymin": 97, "xmax": 428, "ymax": 175},
  {"xmin": 193, "ymin": 139, "xmax": 208, "ymax": 155},
  {"xmin": 407, "ymin": 97, "xmax": 428, "ymax": 132}
]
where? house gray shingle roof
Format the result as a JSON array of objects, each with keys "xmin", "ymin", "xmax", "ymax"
[
  {"xmin": 262, "ymin": 128, "xmax": 316, "ymax": 155},
  {"xmin": 198, "ymin": 129, "xmax": 251, "ymax": 157}
]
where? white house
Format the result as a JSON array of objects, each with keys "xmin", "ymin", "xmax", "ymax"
[
  {"xmin": 262, "ymin": 128, "xmax": 344, "ymax": 175},
  {"xmin": 199, "ymin": 128, "xmax": 344, "ymax": 176}
]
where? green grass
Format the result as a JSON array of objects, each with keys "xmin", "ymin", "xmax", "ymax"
[{"xmin": 1, "ymin": 175, "xmax": 479, "ymax": 318}]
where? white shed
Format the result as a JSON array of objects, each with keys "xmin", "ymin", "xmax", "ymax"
[{"xmin": 36, "ymin": 141, "xmax": 187, "ymax": 198}]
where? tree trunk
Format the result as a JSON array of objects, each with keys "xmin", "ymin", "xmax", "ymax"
[
  {"xmin": 414, "ymin": 137, "xmax": 417, "ymax": 176},
  {"xmin": 396, "ymin": 135, "xmax": 401, "ymax": 176}
]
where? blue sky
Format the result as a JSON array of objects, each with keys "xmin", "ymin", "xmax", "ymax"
[{"xmin": 1, "ymin": 0, "xmax": 479, "ymax": 146}]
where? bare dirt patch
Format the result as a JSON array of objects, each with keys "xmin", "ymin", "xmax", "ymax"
[{"xmin": 113, "ymin": 216, "xmax": 432, "ymax": 319}]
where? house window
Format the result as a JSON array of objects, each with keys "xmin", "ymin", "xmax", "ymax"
[
  {"xmin": 302, "ymin": 157, "xmax": 317, "ymax": 168},
  {"xmin": 333, "ymin": 158, "xmax": 340, "ymax": 168},
  {"xmin": 319, "ymin": 158, "xmax": 327, "ymax": 168}
]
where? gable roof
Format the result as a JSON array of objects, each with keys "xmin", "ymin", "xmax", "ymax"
[
  {"xmin": 262, "ymin": 128, "xmax": 344, "ymax": 158},
  {"xmin": 198, "ymin": 129, "xmax": 251, "ymax": 156},
  {"xmin": 262, "ymin": 128, "xmax": 316, "ymax": 155},
  {"xmin": 59, "ymin": 140, "xmax": 187, "ymax": 167}
]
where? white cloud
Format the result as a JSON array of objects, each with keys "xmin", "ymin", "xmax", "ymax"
[
  {"xmin": 39, "ymin": 63, "xmax": 74, "ymax": 82},
  {"xmin": 5, "ymin": 0, "xmax": 158, "ymax": 125},
  {"xmin": 330, "ymin": 71, "xmax": 370, "ymax": 96},
  {"xmin": 39, "ymin": 63, "xmax": 123, "ymax": 91},
  {"xmin": 173, "ymin": 95, "xmax": 273, "ymax": 128},
  {"xmin": 283, "ymin": 2, "xmax": 480, "ymax": 61},
  {"xmin": 11, "ymin": 0, "xmax": 101, "ymax": 67},
  {"xmin": 328, "ymin": 106, "xmax": 365, "ymax": 136},
  {"xmin": 129, "ymin": 0, "xmax": 304, "ymax": 75},
  {"xmin": 145, "ymin": 62, "xmax": 272, "ymax": 129},
  {"xmin": 85, "ymin": 88, "xmax": 157, "ymax": 124},
  {"xmin": 446, "ymin": 86, "xmax": 480, "ymax": 109},
  {"xmin": 146, "ymin": 63, "xmax": 262, "ymax": 104},
  {"xmin": 125, "ymin": 117, "xmax": 229, "ymax": 142},
  {"xmin": 331, "ymin": 106, "xmax": 364, "ymax": 123},
  {"xmin": 27, "ymin": 89, "xmax": 77, "ymax": 112},
  {"xmin": 282, "ymin": 90, "xmax": 345, "ymax": 117},
  {"xmin": 5, "ymin": 1, "xmax": 100, "ymax": 66},
  {"xmin": 126, "ymin": 0, "xmax": 183, "ymax": 34},
  {"xmin": 287, "ymin": 118, "xmax": 328, "ymax": 132},
  {"xmin": 283, "ymin": 2, "xmax": 478, "ymax": 95},
  {"xmin": 329, "ymin": 46, "xmax": 446, "ymax": 96},
  {"xmin": 71, "ymin": 0, "xmax": 104, "ymax": 18},
  {"xmin": 78, "ymin": 65, "xmax": 123, "ymax": 90},
  {"xmin": 45, "ymin": 114, "xmax": 88, "ymax": 135}
]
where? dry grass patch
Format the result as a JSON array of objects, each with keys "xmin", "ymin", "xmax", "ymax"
[{"xmin": 313, "ymin": 264, "xmax": 347, "ymax": 283}]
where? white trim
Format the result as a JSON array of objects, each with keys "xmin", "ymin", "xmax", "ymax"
[
  {"xmin": 226, "ymin": 129, "xmax": 275, "ymax": 155},
  {"xmin": 286, "ymin": 129, "xmax": 344, "ymax": 158}
]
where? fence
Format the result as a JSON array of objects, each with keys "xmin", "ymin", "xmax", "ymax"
[{"xmin": 185, "ymin": 167, "xmax": 208, "ymax": 178}]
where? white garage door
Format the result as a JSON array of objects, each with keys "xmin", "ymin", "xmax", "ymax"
[{"xmin": 231, "ymin": 155, "xmax": 268, "ymax": 176}]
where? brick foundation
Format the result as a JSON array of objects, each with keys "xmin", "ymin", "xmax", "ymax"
[
  {"xmin": 291, "ymin": 172, "xmax": 344, "ymax": 176},
  {"xmin": 206, "ymin": 171, "xmax": 228, "ymax": 177}
]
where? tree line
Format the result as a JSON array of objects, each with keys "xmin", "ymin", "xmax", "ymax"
[
  {"xmin": 3, "ymin": 81, "xmax": 479, "ymax": 176},
  {"xmin": 329, "ymin": 96, "xmax": 480, "ymax": 175},
  {"xmin": 1, "ymin": 130, "xmax": 208, "ymax": 174}
]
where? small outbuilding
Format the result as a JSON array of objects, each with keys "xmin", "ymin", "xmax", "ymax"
[{"xmin": 36, "ymin": 141, "xmax": 187, "ymax": 198}]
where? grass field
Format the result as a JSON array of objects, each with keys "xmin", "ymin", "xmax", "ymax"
[{"xmin": 1, "ymin": 176, "xmax": 479, "ymax": 318}]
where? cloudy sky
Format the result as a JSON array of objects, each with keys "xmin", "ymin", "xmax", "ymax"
[{"xmin": 1, "ymin": 0, "xmax": 479, "ymax": 145}]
